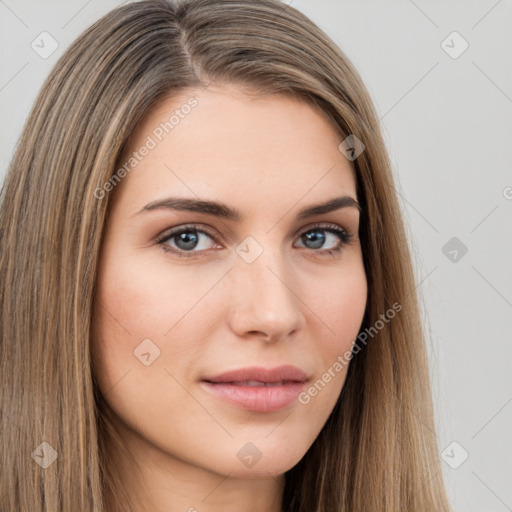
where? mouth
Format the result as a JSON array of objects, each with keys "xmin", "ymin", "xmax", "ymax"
[
  {"xmin": 205, "ymin": 380, "xmax": 297, "ymax": 387},
  {"xmin": 200, "ymin": 365, "xmax": 310, "ymax": 413}
]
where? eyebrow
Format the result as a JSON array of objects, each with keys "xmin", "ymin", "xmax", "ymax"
[{"xmin": 136, "ymin": 195, "xmax": 362, "ymax": 221}]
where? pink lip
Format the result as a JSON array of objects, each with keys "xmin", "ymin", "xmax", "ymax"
[
  {"xmin": 202, "ymin": 364, "xmax": 309, "ymax": 384},
  {"xmin": 200, "ymin": 365, "xmax": 310, "ymax": 413}
]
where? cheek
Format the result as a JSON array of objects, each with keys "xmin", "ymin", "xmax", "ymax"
[
  {"xmin": 91, "ymin": 254, "xmax": 225, "ymax": 386},
  {"xmin": 312, "ymin": 262, "xmax": 367, "ymax": 347},
  {"xmin": 299, "ymin": 262, "xmax": 367, "ymax": 402},
  {"xmin": 95, "ymin": 253, "xmax": 210, "ymax": 336}
]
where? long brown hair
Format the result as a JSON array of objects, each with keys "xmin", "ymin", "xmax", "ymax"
[{"xmin": 0, "ymin": 0, "xmax": 452, "ymax": 510}]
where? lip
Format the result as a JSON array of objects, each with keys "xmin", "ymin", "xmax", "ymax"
[
  {"xmin": 200, "ymin": 365, "xmax": 310, "ymax": 413},
  {"xmin": 202, "ymin": 364, "xmax": 309, "ymax": 384}
]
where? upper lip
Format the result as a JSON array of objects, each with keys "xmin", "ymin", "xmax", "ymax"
[{"xmin": 202, "ymin": 365, "xmax": 310, "ymax": 384}]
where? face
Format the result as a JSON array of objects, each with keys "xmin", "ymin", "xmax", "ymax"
[{"xmin": 92, "ymin": 83, "xmax": 367, "ymax": 482}]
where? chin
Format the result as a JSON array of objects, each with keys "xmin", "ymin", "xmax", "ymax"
[
  {"xmin": 224, "ymin": 440, "xmax": 308, "ymax": 478},
  {"xmin": 224, "ymin": 457, "xmax": 302, "ymax": 479}
]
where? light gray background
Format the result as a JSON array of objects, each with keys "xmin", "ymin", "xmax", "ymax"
[{"xmin": 1, "ymin": 1, "xmax": 511, "ymax": 511}]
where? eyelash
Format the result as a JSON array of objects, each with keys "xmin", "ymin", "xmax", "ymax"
[{"xmin": 155, "ymin": 222, "xmax": 355, "ymax": 259}]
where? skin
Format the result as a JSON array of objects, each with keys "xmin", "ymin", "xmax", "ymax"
[{"xmin": 92, "ymin": 83, "xmax": 367, "ymax": 512}]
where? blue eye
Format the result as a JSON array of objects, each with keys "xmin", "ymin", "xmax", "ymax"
[
  {"xmin": 155, "ymin": 223, "xmax": 354, "ymax": 258},
  {"xmin": 296, "ymin": 224, "xmax": 353, "ymax": 255},
  {"xmin": 155, "ymin": 225, "xmax": 218, "ymax": 257}
]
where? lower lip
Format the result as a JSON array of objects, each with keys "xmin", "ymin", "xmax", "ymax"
[{"xmin": 200, "ymin": 381, "xmax": 307, "ymax": 413}]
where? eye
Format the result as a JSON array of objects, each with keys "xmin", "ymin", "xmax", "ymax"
[
  {"xmin": 155, "ymin": 222, "xmax": 355, "ymax": 258},
  {"xmin": 155, "ymin": 224, "xmax": 219, "ymax": 257},
  {"xmin": 294, "ymin": 223, "xmax": 354, "ymax": 257}
]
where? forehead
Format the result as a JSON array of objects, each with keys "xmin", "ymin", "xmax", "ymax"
[{"xmin": 114, "ymin": 84, "xmax": 357, "ymax": 212}]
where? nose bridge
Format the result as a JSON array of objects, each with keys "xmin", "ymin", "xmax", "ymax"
[{"xmin": 229, "ymin": 238, "xmax": 304, "ymax": 339}]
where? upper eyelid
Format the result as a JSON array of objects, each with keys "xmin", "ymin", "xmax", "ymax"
[
  {"xmin": 156, "ymin": 222, "xmax": 351, "ymax": 245},
  {"xmin": 156, "ymin": 223, "xmax": 216, "ymax": 241}
]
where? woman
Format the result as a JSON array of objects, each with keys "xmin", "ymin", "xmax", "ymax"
[{"xmin": 0, "ymin": 0, "xmax": 452, "ymax": 511}]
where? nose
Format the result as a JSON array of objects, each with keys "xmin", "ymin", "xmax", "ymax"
[{"xmin": 227, "ymin": 247, "xmax": 306, "ymax": 343}]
